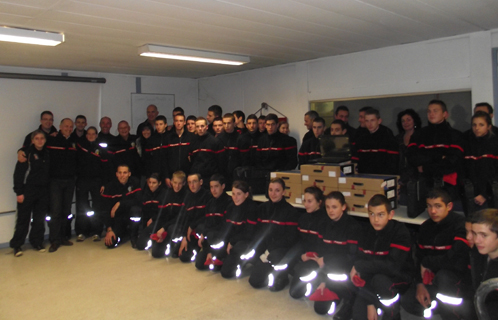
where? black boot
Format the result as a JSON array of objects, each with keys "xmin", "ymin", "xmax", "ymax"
[{"xmin": 333, "ymin": 297, "xmax": 354, "ymax": 320}]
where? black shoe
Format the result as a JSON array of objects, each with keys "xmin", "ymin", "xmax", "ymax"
[
  {"xmin": 61, "ymin": 239, "xmax": 73, "ymax": 246},
  {"xmin": 131, "ymin": 238, "xmax": 137, "ymax": 249},
  {"xmin": 49, "ymin": 243, "xmax": 60, "ymax": 253},
  {"xmin": 14, "ymin": 247, "xmax": 23, "ymax": 257},
  {"xmin": 269, "ymin": 274, "xmax": 290, "ymax": 292},
  {"xmin": 33, "ymin": 244, "xmax": 46, "ymax": 253},
  {"xmin": 333, "ymin": 299, "xmax": 354, "ymax": 320}
]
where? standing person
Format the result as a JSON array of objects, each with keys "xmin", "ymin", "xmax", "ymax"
[
  {"xmin": 212, "ymin": 117, "xmax": 224, "ymax": 137},
  {"xmin": 303, "ymin": 111, "xmax": 319, "ymax": 143},
  {"xmin": 165, "ymin": 113, "xmax": 196, "ymax": 188},
  {"xmin": 218, "ymin": 113, "xmax": 240, "ymax": 187},
  {"xmin": 257, "ymin": 115, "xmax": 266, "ymax": 134},
  {"xmin": 333, "ymin": 106, "xmax": 356, "ymax": 140},
  {"xmin": 207, "ymin": 105, "xmax": 222, "ymax": 136},
  {"xmin": 46, "ymin": 118, "xmax": 78, "ymax": 253},
  {"xmin": 10, "ymin": 130, "xmax": 50, "ymax": 256},
  {"xmin": 247, "ymin": 178, "xmax": 300, "ymax": 291},
  {"xmin": 464, "ymin": 102, "xmax": 498, "ymax": 138},
  {"xmin": 136, "ymin": 104, "xmax": 158, "ymax": 138},
  {"xmin": 186, "ymin": 115, "xmax": 197, "ymax": 134},
  {"xmin": 190, "ymin": 117, "xmax": 226, "ymax": 186},
  {"xmin": 329, "ymin": 119, "xmax": 347, "ymax": 136},
  {"xmin": 237, "ymin": 114, "xmax": 260, "ymax": 167},
  {"xmin": 96, "ymin": 116, "xmax": 114, "ymax": 147},
  {"xmin": 102, "ymin": 164, "xmax": 142, "ymax": 248},
  {"xmin": 407, "ymin": 100, "xmax": 464, "ymax": 202},
  {"xmin": 144, "ymin": 115, "xmax": 169, "ymax": 184},
  {"xmin": 22, "ymin": 110, "xmax": 58, "ymax": 148},
  {"xmin": 352, "ymin": 106, "xmax": 372, "ymax": 144},
  {"xmin": 395, "ymin": 109, "xmax": 422, "ymax": 204},
  {"xmin": 136, "ymin": 126, "xmax": 152, "ymax": 180},
  {"xmin": 70, "ymin": 115, "xmax": 87, "ymax": 144},
  {"xmin": 109, "ymin": 120, "xmax": 141, "ymax": 179},
  {"xmin": 352, "ymin": 108, "xmax": 399, "ymax": 175},
  {"xmin": 463, "ymin": 111, "xmax": 498, "ymax": 214},
  {"xmin": 233, "ymin": 110, "xmax": 247, "ymax": 135},
  {"xmin": 299, "ymin": 117, "xmax": 326, "ymax": 167},
  {"xmin": 278, "ymin": 120, "xmax": 290, "ymax": 135},
  {"xmin": 75, "ymin": 127, "xmax": 112, "ymax": 242}
]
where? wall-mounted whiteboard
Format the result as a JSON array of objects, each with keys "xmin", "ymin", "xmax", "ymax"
[{"xmin": 131, "ymin": 93, "xmax": 175, "ymax": 132}]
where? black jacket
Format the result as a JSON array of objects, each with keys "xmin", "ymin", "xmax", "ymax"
[
  {"xmin": 464, "ymin": 132, "xmax": 498, "ymax": 199},
  {"xmin": 101, "ymin": 176, "xmax": 142, "ymax": 228},
  {"xmin": 157, "ymin": 186, "xmax": 187, "ymax": 231},
  {"xmin": 237, "ymin": 130, "xmax": 261, "ymax": 167},
  {"xmin": 166, "ymin": 130, "xmax": 196, "ymax": 178},
  {"xmin": 109, "ymin": 134, "xmax": 141, "ymax": 177},
  {"xmin": 13, "ymin": 145, "xmax": 50, "ymax": 195},
  {"xmin": 256, "ymin": 131, "xmax": 297, "ymax": 171},
  {"xmin": 298, "ymin": 136, "xmax": 321, "ymax": 167},
  {"xmin": 218, "ymin": 130, "xmax": 241, "ymax": 180},
  {"xmin": 46, "ymin": 132, "xmax": 77, "ymax": 179},
  {"xmin": 201, "ymin": 192, "xmax": 233, "ymax": 243},
  {"xmin": 76, "ymin": 139, "xmax": 112, "ymax": 183},
  {"xmin": 140, "ymin": 186, "xmax": 167, "ymax": 228},
  {"xmin": 223, "ymin": 198, "xmax": 258, "ymax": 247},
  {"xmin": 144, "ymin": 131, "xmax": 169, "ymax": 180},
  {"xmin": 190, "ymin": 133, "xmax": 226, "ymax": 181}
]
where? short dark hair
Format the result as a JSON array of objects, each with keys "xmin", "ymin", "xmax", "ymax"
[
  {"xmin": 75, "ymin": 115, "xmax": 86, "ymax": 122},
  {"xmin": 475, "ymin": 102, "xmax": 493, "ymax": 114},
  {"xmin": 30, "ymin": 130, "xmax": 46, "ymax": 141},
  {"xmin": 269, "ymin": 177, "xmax": 285, "ymax": 190},
  {"xmin": 188, "ymin": 172, "xmax": 202, "ymax": 180},
  {"xmin": 304, "ymin": 186, "xmax": 324, "ymax": 205},
  {"xmin": 233, "ymin": 110, "xmax": 245, "ymax": 122},
  {"xmin": 335, "ymin": 106, "xmax": 349, "ymax": 116},
  {"xmin": 368, "ymin": 194, "xmax": 392, "ymax": 212},
  {"xmin": 265, "ymin": 113, "xmax": 278, "ymax": 124},
  {"xmin": 331, "ymin": 119, "xmax": 346, "ymax": 131},
  {"xmin": 86, "ymin": 126, "xmax": 98, "ymax": 135},
  {"xmin": 313, "ymin": 116, "xmax": 326, "ymax": 126},
  {"xmin": 155, "ymin": 115, "xmax": 167, "ymax": 123},
  {"xmin": 232, "ymin": 180, "xmax": 252, "ymax": 199},
  {"xmin": 305, "ymin": 110, "xmax": 319, "ymax": 120},
  {"xmin": 247, "ymin": 114, "xmax": 258, "ymax": 122},
  {"xmin": 364, "ymin": 108, "xmax": 380, "ymax": 119},
  {"xmin": 210, "ymin": 173, "xmax": 226, "ymax": 186},
  {"xmin": 147, "ymin": 173, "xmax": 161, "ymax": 182},
  {"xmin": 173, "ymin": 107, "xmax": 184, "ymax": 115},
  {"xmin": 40, "ymin": 111, "xmax": 53, "ymax": 119},
  {"xmin": 472, "ymin": 111, "xmax": 493, "ymax": 130},
  {"xmin": 174, "ymin": 113, "xmax": 186, "ymax": 121},
  {"xmin": 470, "ymin": 209, "xmax": 498, "ymax": 236},
  {"xmin": 195, "ymin": 117, "xmax": 208, "ymax": 125},
  {"xmin": 208, "ymin": 105, "xmax": 223, "ymax": 117},
  {"xmin": 213, "ymin": 116, "xmax": 223, "ymax": 123},
  {"xmin": 396, "ymin": 109, "xmax": 422, "ymax": 134},
  {"xmin": 426, "ymin": 187, "xmax": 452, "ymax": 205},
  {"xmin": 223, "ymin": 113, "xmax": 235, "ymax": 122},
  {"xmin": 428, "ymin": 99, "xmax": 447, "ymax": 113},
  {"xmin": 258, "ymin": 115, "xmax": 266, "ymax": 121},
  {"xmin": 325, "ymin": 191, "xmax": 346, "ymax": 206},
  {"xmin": 359, "ymin": 106, "xmax": 373, "ymax": 113},
  {"xmin": 186, "ymin": 115, "xmax": 197, "ymax": 122},
  {"xmin": 116, "ymin": 164, "xmax": 131, "ymax": 172}
]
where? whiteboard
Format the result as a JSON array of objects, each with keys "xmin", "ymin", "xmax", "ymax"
[{"xmin": 131, "ymin": 93, "xmax": 175, "ymax": 131}]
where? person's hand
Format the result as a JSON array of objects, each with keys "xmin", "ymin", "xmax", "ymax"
[
  {"xmin": 187, "ymin": 227, "xmax": 193, "ymax": 241},
  {"xmin": 156, "ymin": 228, "xmax": 165, "ymax": 243},
  {"xmin": 350, "ymin": 265, "xmax": 359, "ymax": 279},
  {"xmin": 367, "ymin": 304, "xmax": 378, "ymax": 320},
  {"xmin": 417, "ymin": 166, "xmax": 423, "ymax": 173},
  {"xmin": 416, "ymin": 283, "xmax": 431, "ymax": 308},
  {"xmin": 50, "ymin": 132, "xmax": 57, "ymax": 137},
  {"xmin": 100, "ymin": 186, "xmax": 105, "ymax": 194},
  {"xmin": 226, "ymin": 242, "xmax": 232, "ymax": 254},
  {"xmin": 312, "ymin": 256, "xmax": 325, "ymax": 268},
  {"xmin": 475, "ymin": 195, "xmax": 487, "ymax": 206},
  {"xmin": 301, "ymin": 253, "xmax": 310, "ymax": 262},
  {"xmin": 16, "ymin": 195, "xmax": 24, "ymax": 204},
  {"xmin": 178, "ymin": 238, "xmax": 188, "ymax": 256},
  {"xmin": 198, "ymin": 234, "xmax": 204, "ymax": 248},
  {"xmin": 165, "ymin": 178, "xmax": 172, "ymax": 188},
  {"xmin": 105, "ymin": 230, "xmax": 116, "ymax": 246},
  {"xmin": 110, "ymin": 202, "xmax": 120, "ymax": 218},
  {"xmin": 17, "ymin": 150, "xmax": 27, "ymax": 163},
  {"xmin": 420, "ymin": 265, "xmax": 432, "ymax": 284},
  {"xmin": 316, "ymin": 282, "xmax": 326, "ymax": 294},
  {"xmin": 146, "ymin": 218, "xmax": 153, "ymax": 227}
]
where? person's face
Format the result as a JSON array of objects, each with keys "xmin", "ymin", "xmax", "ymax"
[
  {"xmin": 232, "ymin": 187, "xmax": 249, "ymax": 206},
  {"xmin": 365, "ymin": 114, "xmax": 381, "ymax": 133},
  {"xmin": 75, "ymin": 118, "xmax": 87, "ymax": 131},
  {"xmin": 258, "ymin": 119, "xmax": 266, "ymax": 132},
  {"xmin": 368, "ymin": 205, "xmax": 394, "ymax": 231},
  {"xmin": 118, "ymin": 122, "xmax": 130, "ymax": 138},
  {"xmin": 116, "ymin": 166, "xmax": 131, "ymax": 185},
  {"xmin": 223, "ymin": 117, "xmax": 235, "ymax": 133},
  {"xmin": 100, "ymin": 117, "xmax": 112, "ymax": 134},
  {"xmin": 155, "ymin": 120, "xmax": 167, "ymax": 134},
  {"xmin": 246, "ymin": 119, "xmax": 257, "ymax": 133},
  {"xmin": 472, "ymin": 117, "xmax": 491, "ymax": 138},
  {"xmin": 213, "ymin": 120, "xmax": 224, "ymax": 134},
  {"xmin": 147, "ymin": 106, "xmax": 159, "ymax": 121},
  {"xmin": 303, "ymin": 193, "xmax": 322, "ymax": 214},
  {"xmin": 268, "ymin": 182, "xmax": 285, "ymax": 203},
  {"xmin": 171, "ymin": 177, "xmax": 185, "ymax": 193},
  {"xmin": 330, "ymin": 124, "xmax": 345, "ymax": 136},
  {"xmin": 40, "ymin": 114, "xmax": 54, "ymax": 131},
  {"xmin": 86, "ymin": 129, "xmax": 98, "ymax": 142},
  {"xmin": 207, "ymin": 111, "xmax": 215, "ymax": 124},
  {"xmin": 210, "ymin": 180, "xmax": 225, "ymax": 199},
  {"xmin": 60, "ymin": 119, "xmax": 74, "ymax": 137},
  {"xmin": 187, "ymin": 175, "xmax": 202, "ymax": 193},
  {"xmin": 401, "ymin": 114, "xmax": 415, "ymax": 132},
  {"xmin": 187, "ymin": 119, "xmax": 196, "ymax": 133},
  {"xmin": 472, "ymin": 223, "xmax": 498, "ymax": 259},
  {"xmin": 142, "ymin": 128, "xmax": 151, "ymax": 139},
  {"xmin": 312, "ymin": 122, "xmax": 325, "ymax": 138},
  {"xmin": 335, "ymin": 110, "xmax": 349, "ymax": 123},
  {"xmin": 427, "ymin": 104, "xmax": 447, "ymax": 124},
  {"xmin": 279, "ymin": 123, "xmax": 289, "ymax": 135},
  {"xmin": 174, "ymin": 115, "xmax": 185, "ymax": 131},
  {"xmin": 304, "ymin": 115, "xmax": 313, "ymax": 130},
  {"xmin": 358, "ymin": 111, "xmax": 366, "ymax": 127},
  {"xmin": 196, "ymin": 120, "xmax": 208, "ymax": 136},
  {"xmin": 266, "ymin": 120, "xmax": 278, "ymax": 135},
  {"xmin": 465, "ymin": 222, "xmax": 475, "ymax": 248},
  {"xmin": 325, "ymin": 198, "xmax": 346, "ymax": 222},
  {"xmin": 147, "ymin": 178, "xmax": 161, "ymax": 193},
  {"xmin": 32, "ymin": 133, "xmax": 46, "ymax": 150},
  {"xmin": 426, "ymin": 197, "xmax": 452, "ymax": 223},
  {"xmin": 474, "ymin": 106, "xmax": 491, "ymax": 115}
]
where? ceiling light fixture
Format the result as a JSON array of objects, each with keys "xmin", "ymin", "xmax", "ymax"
[
  {"xmin": 139, "ymin": 44, "xmax": 250, "ymax": 66},
  {"xmin": 0, "ymin": 26, "xmax": 64, "ymax": 46}
]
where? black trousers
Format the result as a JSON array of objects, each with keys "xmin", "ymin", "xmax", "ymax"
[
  {"xmin": 248, "ymin": 248, "xmax": 289, "ymax": 289},
  {"xmin": 105, "ymin": 206, "xmax": 141, "ymax": 248},
  {"xmin": 75, "ymin": 177, "xmax": 103, "ymax": 237},
  {"xmin": 10, "ymin": 187, "xmax": 49, "ymax": 248},
  {"xmin": 220, "ymin": 241, "xmax": 252, "ymax": 279},
  {"xmin": 48, "ymin": 178, "xmax": 75, "ymax": 244}
]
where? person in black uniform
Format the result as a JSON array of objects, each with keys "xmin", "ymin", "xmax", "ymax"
[
  {"xmin": 255, "ymin": 113, "xmax": 297, "ymax": 171},
  {"xmin": 195, "ymin": 174, "xmax": 233, "ymax": 271},
  {"xmin": 218, "ymin": 113, "xmax": 240, "ymax": 187},
  {"xmin": 143, "ymin": 115, "xmax": 169, "ymax": 184},
  {"xmin": 302, "ymin": 110, "xmax": 319, "ymax": 144},
  {"xmin": 136, "ymin": 104, "xmax": 158, "ymax": 139},
  {"xmin": 247, "ymin": 178, "xmax": 300, "ymax": 291},
  {"xmin": 109, "ymin": 120, "xmax": 141, "ymax": 180},
  {"xmin": 10, "ymin": 130, "xmax": 50, "ymax": 256},
  {"xmin": 75, "ymin": 126, "xmax": 112, "ymax": 242},
  {"xmin": 352, "ymin": 108, "xmax": 399, "ymax": 175},
  {"xmin": 257, "ymin": 115, "xmax": 266, "ymax": 134},
  {"xmin": 237, "ymin": 114, "xmax": 261, "ymax": 167},
  {"xmin": 96, "ymin": 116, "xmax": 114, "ymax": 147},
  {"xmin": 350, "ymin": 194, "xmax": 412, "ymax": 320},
  {"xmin": 329, "ymin": 119, "xmax": 347, "ymax": 136},
  {"xmin": 206, "ymin": 105, "xmax": 222, "ymax": 136},
  {"xmin": 186, "ymin": 115, "xmax": 196, "ymax": 134},
  {"xmin": 189, "ymin": 117, "xmax": 226, "ymax": 186},
  {"xmin": 70, "ymin": 115, "xmax": 87, "ymax": 143},
  {"xmin": 22, "ymin": 110, "xmax": 58, "ymax": 148},
  {"xmin": 298, "ymin": 117, "xmax": 326, "ymax": 167},
  {"xmin": 233, "ymin": 110, "xmax": 247, "ymax": 135},
  {"xmin": 102, "ymin": 164, "xmax": 142, "ymax": 248},
  {"xmin": 401, "ymin": 188, "xmax": 470, "ymax": 320}
]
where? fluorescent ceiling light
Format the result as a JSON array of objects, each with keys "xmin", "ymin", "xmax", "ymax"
[
  {"xmin": 139, "ymin": 44, "xmax": 250, "ymax": 66},
  {"xmin": 0, "ymin": 26, "xmax": 64, "ymax": 46}
]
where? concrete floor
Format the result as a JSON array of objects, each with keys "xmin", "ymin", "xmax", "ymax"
[{"xmin": 0, "ymin": 239, "xmax": 437, "ymax": 320}]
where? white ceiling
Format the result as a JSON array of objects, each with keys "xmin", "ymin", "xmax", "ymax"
[{"xmin": 1, "ymin": 0, "xmax": 498, "ymax": 79}]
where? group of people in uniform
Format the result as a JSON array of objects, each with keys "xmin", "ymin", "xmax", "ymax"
[{"xmin": 9, "ymin": 100, "xmax": 498, "ymax": 319}]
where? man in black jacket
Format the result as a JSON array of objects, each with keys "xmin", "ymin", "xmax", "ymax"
[{"xmin": 22, "ymin": 110, "xmax": 58, "ymax": 148}]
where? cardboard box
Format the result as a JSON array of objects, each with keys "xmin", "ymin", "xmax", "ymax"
[
  {"xmin": 341, "ymin": 188, "xmax": 397, "ymax": 209},
  {"xmin": 271, "ymin": 170, "xmax": 302, "ymax": 185},
  {"xmin": 347, "ymin": 196, "xmax": 397, "ymax": 213},
  {"xmin": 284, "ymin": 183, "xmax": 303, "ymax": 205},
  {"xmin": 337, "ymin": 174, "xmax": 397, "ymax": 192},
  {"xmin": 300, "ymin": 163, "xmax": 355, "ymax": 178},
  {"xmin": 301, "ymin": 174, "xmax": 338, "ymax": 188}
]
